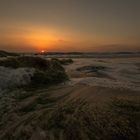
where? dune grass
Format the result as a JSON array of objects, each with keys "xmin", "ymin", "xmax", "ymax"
[
  {"xmin": 0, "ymin": 50, "xmax": 19, "ymax": 57},
  {"xmin": 0, "ymin": 56, "xmax": 139, "ymax": 140},
  {"xmin": 0, "ymin": 90, "xmax": 139, "ymax": 140},
  {"xmin": 51, "ymin": 58, "xmax": 74, "ymax": 65},
  {"xmin": 0, "ymin": 56, "xmax": 68, "ymax": 87},
  {"xmin": 0, "ymin": 56, "xmax": 51, "ymax": 69}
]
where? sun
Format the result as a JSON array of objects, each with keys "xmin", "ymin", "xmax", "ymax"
[{"xmin": 41, "ymin": 50, "xmax": 45, "ymax": 53}]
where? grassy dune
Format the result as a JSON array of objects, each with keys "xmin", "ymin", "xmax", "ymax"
[
  {"xmin": 0, "ymin": 56, "xmax": 68, "ymax": 88},
  {"xmin": 0, "ymin": 50, "xmax": 19, "ymax": 57},
  {"xmin": 0, "ymin": 56, "xmax": 139, "ymax": 140},
  {"xmin": 0, "ymin": 86, "xmax": 139, "ymax": 140}
]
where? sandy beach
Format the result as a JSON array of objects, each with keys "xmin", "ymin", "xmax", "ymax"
[{"xmin": 0, "ymin": 56, "xmax": 140, "ymax": 140}]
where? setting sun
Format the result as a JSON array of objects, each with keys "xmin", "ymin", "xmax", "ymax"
[{"xmin": 41, "ymin": 50, "xmax": 45, "ymax": 53}]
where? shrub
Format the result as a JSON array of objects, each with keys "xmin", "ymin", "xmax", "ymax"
[
  {"xmin": 51, "ymin": 58, "xmax": 73, "ymax": 65},
  {"xmin": 0, "ymin": 56, "xmax": 50, "ymax": 70},
  {"xmin": 0, "ymin": 56, "xmax": 68, "ymax": 87},
  {"xmin": 31, "ymin": 64, "xmax": 68, "ymax": 86},
  {"xmin": 0, "ymin": 50, "xmax": 19, "ymax": 57},
  {"xmin": 0, "ymin": 57, "xmax": 19, "ymax": 68}
]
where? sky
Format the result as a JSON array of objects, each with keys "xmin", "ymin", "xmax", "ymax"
[{"xmin": 0, "ymin": 0, "xmax": 140, "ymax": 52}]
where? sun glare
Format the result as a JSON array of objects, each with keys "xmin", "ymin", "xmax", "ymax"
[
  {"xmin": 41, "ymin": 50, "xmax": 45, "ymax": 53},
  {"xmin": 24, "ymin": 30, "xmax": 59, "ymax": 51}
]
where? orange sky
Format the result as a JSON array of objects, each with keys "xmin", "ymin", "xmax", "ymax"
[{"xmin": 0, "ymin": 0, "xmax": 140, "ymax": 52}]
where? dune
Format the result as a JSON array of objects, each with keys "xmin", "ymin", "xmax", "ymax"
[
  {"xmin": 65, "ymin": 57, "xmax": 140, "ymax": 91},
  {"xmin": 0, "ymin": 56, "xmax": 140, "ymax": 140}
]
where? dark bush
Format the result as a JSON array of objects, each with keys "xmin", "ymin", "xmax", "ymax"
[
  {"xmin": 0, "ymin": 56, "xmax": 50, "ymax": 70},
  {"xmin": 0, "ymin": 56, "xmax": 68, "ymax": 87},
  {"xmin": 0, "ymin": 57, "xmax": 19, "ymax": 68},
  {"xmin": 0, "ymin": 50, "xmax": 19, "ymax": 57},
  {"xmin": 31, "ymin": 59, "xmax": 68, "ymax": 86},
  {"xmin": 51, "ymin": 58, "xmax": 73, "ymax": 65},
  {"xmin": 18, "ymin": 56, "xmax": 50, "ymax": 70}
]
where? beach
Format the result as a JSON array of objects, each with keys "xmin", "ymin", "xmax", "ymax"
[{"xmin": 0, "ymin": 55, "xmax": 140, "ymax": 140}]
